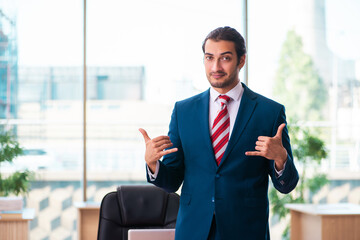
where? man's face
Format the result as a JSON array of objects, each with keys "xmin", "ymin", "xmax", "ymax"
[{"xmin": 204, "ymin": 39, "xmax": 245, "ymax": 94}]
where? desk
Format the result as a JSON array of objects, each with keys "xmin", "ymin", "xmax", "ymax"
[
  {"xmin": 74, "ymin": 202, "xmax": 100, "ymax": 240},
  {"xmin": 285, "ymin": 203, "xmax": 360, "ymax": 240},
  {"xmin": 0, "ymin": 208, "xmax": 35, "ymax": 240}
]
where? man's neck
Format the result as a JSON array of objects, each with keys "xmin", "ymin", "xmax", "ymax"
[{"xmin": 212, "ymin": 81, "xmax": 241, "ymax": 95}]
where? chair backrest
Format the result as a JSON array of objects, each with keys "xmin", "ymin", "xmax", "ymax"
[{"xmin": 97, "ymin": 184, "xmax": 180, "ymax": 240}]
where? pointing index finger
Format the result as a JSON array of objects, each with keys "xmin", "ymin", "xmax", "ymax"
[
  {"xmin": 152, "ymin": 135, "xmax": 171, "ymax": 142},
  {"xmin": 245, "ymin": 151, "xmax": 262, "ymax": 156}
]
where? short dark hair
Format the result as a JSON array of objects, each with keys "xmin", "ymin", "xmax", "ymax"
[{"xmin": 202, "ymin": 26, "xmax": 247, "ymax": 64}]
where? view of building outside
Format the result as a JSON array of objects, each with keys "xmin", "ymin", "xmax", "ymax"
[
  {"xmin": 0, "ymin": 3, "xmax": 18, "ymax": 120},
  {"xmin": 84, "ymin": 0, "xmax": 246, "ymax": 183},
  {"xmin": 0, "ymin": 0, "xmax": 359, "ymax": 239},
  {"xmin": 1, "ymin": 0, "xmax": 84, "ymax": 238}
]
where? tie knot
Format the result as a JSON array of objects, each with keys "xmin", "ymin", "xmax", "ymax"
[{"xmin": 218, "ymin": 95, "xmax": 231, "ymax": 105}]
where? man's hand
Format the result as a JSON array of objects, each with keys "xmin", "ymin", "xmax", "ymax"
[
  {"xmin": 245, "ymin": 123, "xmax": 288, "ymax": 171},
  {"xmin": 139, "ymin": 128, "xmax": 178, "ymax": 173}
]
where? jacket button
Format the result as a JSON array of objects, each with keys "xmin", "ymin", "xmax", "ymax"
[
  {"xmin": 211, "ymin": 196, "xmax": 215, "ymax": 203},
  {"xmin": 216, "ymin": 174, "xmax": 220, "ymax": 178}
]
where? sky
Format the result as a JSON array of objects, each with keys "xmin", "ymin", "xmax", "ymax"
[
  {"xmin": 13, "ymin": 0, "xmax": 244, "ymax": 99},
  {"xmin": 2, "ymin": 0, "xmax": 360, "ymax": 100},
  {"xmin": 14, "ymin": 0, "xmax": 244, "ymax": 67},
  {"xmin": 326, "ymin": 0, "xmax": 360, "ymax": 60},
  {"xmin": 12, "ymin": 0, "xmax": 359, "ymax": 66}
]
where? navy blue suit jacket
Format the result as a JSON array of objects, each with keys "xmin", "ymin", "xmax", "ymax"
[{"xmin": 147, "ymin": 83, "xmax": 299, "ymax": 239}]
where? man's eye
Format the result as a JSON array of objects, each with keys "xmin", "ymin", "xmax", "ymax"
[
  {"xmin": 205, "ymin": 56, "xmax": 213, "ymax": 61},
  {"xmin": 222, "ymin": 56, "xmax": 231, "ymax": 61}
]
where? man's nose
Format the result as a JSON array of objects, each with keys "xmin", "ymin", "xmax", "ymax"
[{"xmin": 211, "ymin": 59, "xmax": 223, "ymax": 72}]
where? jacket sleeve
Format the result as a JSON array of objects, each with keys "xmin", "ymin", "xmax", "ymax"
[
  {"xmin": 268, "ymin": 105, "xmax": 299, "ymax": 194},
  {"xmin": 146, "ymin": 102, "xmax": 185, "ymax": 193}
]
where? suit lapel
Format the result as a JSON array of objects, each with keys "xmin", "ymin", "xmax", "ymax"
[
  {"xmin": 219, "ymin": 83, "xmax": 257, "ymax": 168},
  {"xmin": 197, "ymin": 89, "xmax": 218, "ymax": 169}
]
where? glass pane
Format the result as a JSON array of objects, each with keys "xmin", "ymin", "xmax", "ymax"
[
  {"xmin": 249, "ymin": 0, "xmax": 360, "ymax": 238},
  {"xmin": 249, "ymin": 0, "xmax": 360, "ymax": 172},
  {"xmin": 1, "ymin": 0, "xmax": 83, "ymax": 239},
  {"xmin": 86, "ymin": 0, "xmax": 245, "ymax": 202}
]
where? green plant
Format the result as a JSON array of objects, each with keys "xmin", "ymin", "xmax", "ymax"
[
  {"xmin": 273, "ymin": 29, "xmax": 327, "ymax": 121},
  {"xmin": 269, "ymin": 124, "xmax": 328, "ymax": 239},
  {"xmin": 0, "ymin": 131, "xmax": 34, "ymax": 196}
]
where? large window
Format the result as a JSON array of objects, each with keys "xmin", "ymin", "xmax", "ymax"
[
  {"xmin": 248, "ymin": 0, "xmax": 360, "ymax": 238},
  {"xmin": 1, "ymin": 0, "xmax": 83, "ymax": 239},
  {"xmin": 1, "ymin": 0, "xmax": 359, "ymax": 239},
  {"xmin": 1, "ymin": 0, "xmax": 246, "ymax": 239},
  {"xmin": 248, "ymin": 0, "xmax": 360, "ymax": 174},
  {"xmin": 85, "ymin": 0, "xmax": 246, "ymax": 183}
]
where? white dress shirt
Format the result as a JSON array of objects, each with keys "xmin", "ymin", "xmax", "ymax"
[
  {"xmin": 209, "ymin": 81, "xmax": 243, "ymax": 138},
  {"xmin": 148, "ymin": 81, "xmax": 285, "ymax": 180}
]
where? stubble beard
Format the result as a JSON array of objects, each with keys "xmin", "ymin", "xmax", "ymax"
[{"xmin": 207, "ymin": 69, "xmax": 239, "ymax": 90}]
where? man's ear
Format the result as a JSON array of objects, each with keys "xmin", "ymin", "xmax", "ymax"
[{"xmin": 238, "ymin": 54, "xmax": 246, "ymax": 70}]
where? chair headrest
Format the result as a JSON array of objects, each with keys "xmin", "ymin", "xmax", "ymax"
[{"xmin": 117, "ymin": 185, "xmax": 169, "ymax": 226}]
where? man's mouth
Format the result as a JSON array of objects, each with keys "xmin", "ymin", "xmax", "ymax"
[{"xmin": 211, "ymin": 72, "xmax": 226, "ymax": 79}]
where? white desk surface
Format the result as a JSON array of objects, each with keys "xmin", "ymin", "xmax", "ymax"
[
  {"xmin": 285, "ymin": 203, "xmax": 360, "ymax": 215},
  {"xmin": 73, "ymin": 201, "xmax": 101, "ymax": 209},
  {"xmin": 0, "ymin": 208, "xmax": 35, "ymax": 220}
]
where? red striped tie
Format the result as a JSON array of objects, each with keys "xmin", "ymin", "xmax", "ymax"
[{"xmin": 211, "ymin": 95, "xmax": 231, "ymax": 166}]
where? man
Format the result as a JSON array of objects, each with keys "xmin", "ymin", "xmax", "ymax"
[{"xmin": 139, "ymin": 26, "xmax": 298, "ymax": 239}]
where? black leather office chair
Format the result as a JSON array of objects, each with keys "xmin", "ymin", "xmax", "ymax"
[{"xmin": 97, "ymin": 184, "xmax": 180, "ymax": 240}]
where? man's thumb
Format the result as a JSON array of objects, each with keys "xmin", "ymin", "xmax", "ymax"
[
  {"xmin": 139, "ymin": 128, "xmax": 151, "ymax": 141},
  {"xmin": 275, "ymin": 123, "xmax": 286, "ymax": 138}
]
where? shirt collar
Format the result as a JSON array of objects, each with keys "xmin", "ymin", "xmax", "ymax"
[{"xmin": 210, "ymin": 81, "xmax": 244, "ymax": 103}]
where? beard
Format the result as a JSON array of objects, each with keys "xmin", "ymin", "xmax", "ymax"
[{"xmin": 207, "ymin": 69, "xmax": 239, "ymax": 90}]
